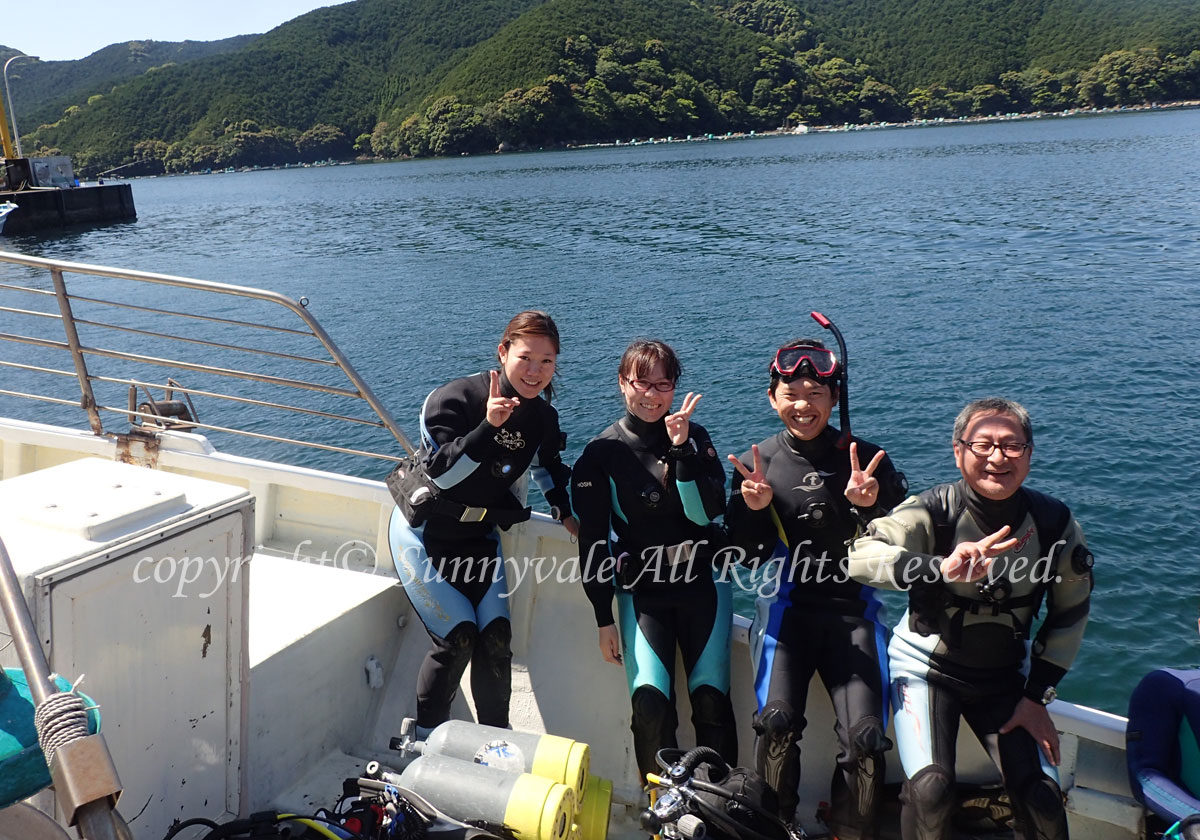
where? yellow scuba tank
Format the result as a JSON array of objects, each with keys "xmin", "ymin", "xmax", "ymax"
[
  {"xmin": 575, "ymin": 774, "xmax": 613, "ymax": 840},
  {"xmin": 405, "ymin": 717, "xmax": 591, "ymax": 804},
  {"xmin": 391, "ymin": 752, "xmax": 575, "ymax": 840}
]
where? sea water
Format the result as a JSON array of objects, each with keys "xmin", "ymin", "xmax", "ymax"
[{"xmin": 2, "ymin": 108, "xmax": 1198, "ymax": 713}]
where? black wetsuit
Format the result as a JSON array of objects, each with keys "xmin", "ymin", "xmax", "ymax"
[
  {"xmin": 388, "ymin": 371, "xmax": 572, "ymax": 730},
  {"xmin": 573, "ymin": 414, "xmax": 737, "ymax": 779},
  {"xmin": 727, "ymin": 426, "xmax": 906, "ymax": 839},
  {"xmin": 847, "ymin": 481, "xmax": 1092, "ymax": 840}
]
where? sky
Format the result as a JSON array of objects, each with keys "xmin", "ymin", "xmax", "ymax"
[{"xmin": 2, "ymin": 1, "xmax": 350, "ymax": 62}]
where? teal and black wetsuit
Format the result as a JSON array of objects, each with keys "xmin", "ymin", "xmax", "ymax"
[
  {"xmin": 727, "ymin": 426, "xmax": 905, "ymax": 839},
  {"xmin": 1128, "ymin": 668, "xmax": 1200, "ymax": 826},
  {"xmin": 389, "ymin": 370, "xmax": 572, "ymax": 731},
  {"xmin": 573, "ymin": 413, "xmax": 737, "ymax": 779}
]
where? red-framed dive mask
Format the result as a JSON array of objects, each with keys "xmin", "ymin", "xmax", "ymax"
[{"xmin": 771, "ymin": 345, "xmax": 839, "ymax": 379}]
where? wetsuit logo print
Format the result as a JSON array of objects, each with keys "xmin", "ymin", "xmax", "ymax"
[
  {"xmin": 493, "ymin": 429, "xmax": 526, "ymax": 450},
  {"xmin": 792, "ymin": 470, "xmax": 829, "ymax": 492},
  {"xmin": 1011, "ymin": 524, "xmax": 1036, "ymax": 554}
]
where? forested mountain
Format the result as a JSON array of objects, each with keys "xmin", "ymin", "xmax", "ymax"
[
  {"xmin": 0, "ymin": 38, "xmax": 257, "ymax": 132},
  {"xmin": 10, "ymin": 0, "xmax": 1200, "ymax": 173},
  {"xmin": 788, "ymin": 0, "xmax": 1200, "ymax": 92},
  {"xmin": 420, "ymin": 0, "xmax": 767, "ymax": 107},
  {"xmin": 20, "ymin": 0, "xmax": 543, "ymax": 172}
]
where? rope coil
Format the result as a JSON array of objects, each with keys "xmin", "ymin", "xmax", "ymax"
[{"xmin": 34, "ymin": 690, "xmax": 91, "ymax": 765}]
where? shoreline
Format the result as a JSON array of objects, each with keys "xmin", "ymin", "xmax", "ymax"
[
  {"xmin": 565, "ymin": 99, "xmax": 1200, "ymax": 150},
  {"xmin": 102, "ymin": 98, "xmax": 1200, "ymax": 180}
]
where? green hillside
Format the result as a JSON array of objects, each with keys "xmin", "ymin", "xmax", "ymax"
[
  {"xmin": 24, "ymin": 0, "xmax": 544, "ymax": 171},
  {"xmin": 421, "ymin": 0, "xmax": 769, "ymax": 107},
  {"xmin": 789, "ymin": 0, "xmax": 1200, "ymax": 92},
  {"xmin": 13, "ymin": 0, "xmax": 1200, "ymax": 171},
  {"xmin": 1028, "ymin": 0, "xmax": 1200, "ymax": 70},
  {"xmin": 1, "ymin": 38, "xmax": 257, "ymax": 132}
]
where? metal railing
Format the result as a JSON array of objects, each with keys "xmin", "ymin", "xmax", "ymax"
[{"xmin": 0, "ymin": 250, "xmax": 416, "ymax": 461}]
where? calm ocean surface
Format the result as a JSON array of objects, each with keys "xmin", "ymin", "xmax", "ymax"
[{"xmin": 2, "ymin": 108, "xmax": 1199, "ymax": 714}]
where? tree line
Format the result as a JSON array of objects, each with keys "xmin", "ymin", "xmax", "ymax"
[{"xmin": 22, "ymin": 0, "xmax": 1200, "ymax": 174}]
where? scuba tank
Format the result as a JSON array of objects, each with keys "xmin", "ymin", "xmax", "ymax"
[
  {"xmin": 575, "ymin": 774, "xmax": 613, "ymax": 840},
  {"xmin": 397, "ymin": 717, "xmax": 591, "ymax": 803},
  {"xmin": 376, "ymin": 752, "xmax": 575, "ymax": 840}
]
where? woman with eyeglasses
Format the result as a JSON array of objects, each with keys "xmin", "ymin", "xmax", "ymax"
[{"xmin": 571, "ymin": 338, "xmax": 737, "ymax": 783}]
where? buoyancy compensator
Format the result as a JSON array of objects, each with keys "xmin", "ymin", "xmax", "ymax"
[{"xmin": 642, "ymin": 748, "xmax": 797, "ymax": 840}]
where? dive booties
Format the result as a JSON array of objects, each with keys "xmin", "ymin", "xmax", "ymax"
[
  {"xmin": 827, "ymin": 717, "xmax": 889, "ymax": 840},
  {"xmin": 752, "ymin": 701, "xmax": 801, "ymax": 820},
  {"xmin": 472, "ymin": 619, "xmax": 513, "ymax": 728},
  {"xmin": 632, "ymin": 685, "xmax": 679, "ymax": 777},
  {"xmin": 1010, "ymin": 773, "xmax": 1067, "ymax": 840},
  {"xmin": 689, "ymin": 685, "xmax": 739, "ymax": 774},
  {"xmin": 900, "ymin": 765, "xmax": 955, "ymax": 840}
]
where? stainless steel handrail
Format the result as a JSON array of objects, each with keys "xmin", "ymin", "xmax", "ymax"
[{"xmin": 0, "ymin": 250, "xmax": 416, "ymax": 458}]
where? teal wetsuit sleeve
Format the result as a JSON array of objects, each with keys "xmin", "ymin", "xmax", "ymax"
[
  {"xmin": 530, "ymin": 402, "xmax": 572, "ymax": 519},
  {"xmin": 672, "ymin": 425, "xmax": 725, "ymax": 527},
  {"xmin": 572, "ymin": 441, "xmax": 617, "ymax": 626}
]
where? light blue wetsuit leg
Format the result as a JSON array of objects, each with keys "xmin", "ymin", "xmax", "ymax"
[
  {"xmin": 686, "ymin": 570, "xmax": 733, "ymax": 694},
  {"xmin": 390, "ymin": 506, "xmax": 476, "ymax": 638}
]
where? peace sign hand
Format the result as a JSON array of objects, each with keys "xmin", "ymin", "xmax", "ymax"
[
  {"xmin": 845, "ymin": 441, "xmax": 887, "ymax": 507},
  {"xmin": 486, "ymin": 369, "xmax": 520, "ymax": 428},
  {"xmin": 665, "ymin": 392, "xmax": 701, "ymax": 446},
  {"xmin": 940, "ymin": 526, "xmax": 1019, "ymax": 583},
  {"xmin": 728, "ymin": 444, "xmax": 773, "ymax": 511}
]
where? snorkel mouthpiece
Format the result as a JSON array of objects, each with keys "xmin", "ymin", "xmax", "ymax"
[{"xmin": 809, "ymin": 311, "xmax": 851, "ymax": 449}]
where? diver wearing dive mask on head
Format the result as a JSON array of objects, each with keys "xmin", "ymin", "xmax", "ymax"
[{"xmin": 727, "ymin": 313, "xmax": 907, "ymax": 840}]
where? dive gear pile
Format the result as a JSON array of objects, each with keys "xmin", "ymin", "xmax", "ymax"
[
  {"xmin": 642, "ymin": 747, "xmax": 795, "ymax": 840},
  {"xmin": 158, "ymin": 719, "xmax": 611, "ymax": 840}
]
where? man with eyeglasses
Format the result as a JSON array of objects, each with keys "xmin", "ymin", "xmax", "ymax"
[
  {"xmin": 846, "ymin": 397, "xmax": 1093, "ymax": 840},
  {"xmin": 727, "ymin": 337, "xmax": 907, "ymax": 840}
]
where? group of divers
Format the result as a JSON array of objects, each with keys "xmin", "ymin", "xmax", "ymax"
[{"xmin": 384, "ymin": 310, "xmax": 1197, "ymax": 840}]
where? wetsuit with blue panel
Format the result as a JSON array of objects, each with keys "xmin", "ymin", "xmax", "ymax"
[
  {"xmin": 1127, "ymin": 668, "xmax": 1200, "ymax": 826},
  {"xmin": 573, "ymin": 414, "xmax": 737, "ymax": 779},
  {"xmin": 389, "ymin": 370, "xmax": 572, "ymax": 732},
  {"xmin": 727, "ymin": 426, "xmax": 905, "ymax": 839},
  {"xmin": 846, "ymin": 481, "xmax": 1092, "ymax": 840}
]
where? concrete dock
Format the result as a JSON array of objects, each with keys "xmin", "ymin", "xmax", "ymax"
[{"xmin": 0, "ymin": 183, "xmax": 136, "ymax": 234}]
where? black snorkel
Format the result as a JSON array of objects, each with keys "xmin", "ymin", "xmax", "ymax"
[{"xmin": 810, "ymin": 311, "xmax": 851, "ymax": 449}]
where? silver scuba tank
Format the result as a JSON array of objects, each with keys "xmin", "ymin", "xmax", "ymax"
[
  {"xmin": 383, "ymin": 752, "xmax": 575, "ymax": 840},
  {"xmin": 417, "ymin": 718, "xmax": 591, "ymax": 802}
]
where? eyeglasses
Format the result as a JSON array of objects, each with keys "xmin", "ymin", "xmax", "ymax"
[
  {"xmin": 957, "ymin": 439, "xmax": 1031, "ymax": 458},
  {"xmin": 624, "ymin": 378, "xmax": 676, "ymax": 392},
  {"xmin": 772, "ymin": 345, "xmax": 839, "ymax": 378}
]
